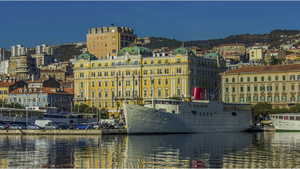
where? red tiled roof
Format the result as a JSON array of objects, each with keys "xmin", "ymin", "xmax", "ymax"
[
  {"xmin": 225, "ymin": 64, "xmax": 300, "ymax": 74},
  {"xmin": 10, "ymin": 87, "xmax": 74, "ymax": 95},
  {"xmin": 0, "ymin": 81, "xmax": 15, "ymax": 87},
  {"xmin": 27, "ymin": 77, "xmax": 49, "ymax": 83}
]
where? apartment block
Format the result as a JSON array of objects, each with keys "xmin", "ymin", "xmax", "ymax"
[
  {"xmin": 0, "ymin": 48, "xmax": 5, "ymax": 61},
  {"xmin": 86, "ymin": 25, "xmax": 137, "ymax": 60}
]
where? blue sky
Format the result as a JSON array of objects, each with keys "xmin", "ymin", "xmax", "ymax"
[{"xmin": 1, "ymin": 1, "xmax": 300, "ymax": 49}]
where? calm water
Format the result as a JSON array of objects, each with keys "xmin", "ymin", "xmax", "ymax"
[{"xmin": 0, "ymin": 132, "xmax": 300, "ymax": 168}]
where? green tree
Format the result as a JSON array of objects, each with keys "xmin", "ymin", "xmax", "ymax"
[
  {"xmin": 269, "ymin": 56, "xmax": 279, "ymax": 65},
  {"xmin": 252, "ymin": 102, "xmax": 273, "ymax": 118},
  {"xmin": 286, "ymin": 50, "xmax": 294, "ymax": 55},
  {"xmin": 289, "ymin": 104, "xmax": 300, "ymax": 113},
  {"xmin": 99, "ymin": 108, "xmax": 109, "ymax": 119}
]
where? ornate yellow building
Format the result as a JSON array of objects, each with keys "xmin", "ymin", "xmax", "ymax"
[
  {"xmin": 73, "ymin": 45, "xmax": 226, "ymax": 117},
  {"xmin": 222, "ymin": 64, "xmax": 300, "ymax": 109}
]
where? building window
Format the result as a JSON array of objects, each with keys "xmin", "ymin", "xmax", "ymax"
[
  {"xmin": 165, "ymin": 59, "xmax": 169, "ymax": 63},
  {"xmin": 164, "ymin": 69, "xmax": 169, "ymax": 74},
  {"xmin": 290, "ymin": 75, "xmax": 295, "ymax": 80},
  {"xmin": 240, "ymin": 86, "xmax": 244, "ymax": 92},
  {"xmin": 268, "ymin": 96, "xmax": 272, "ymax": 102},
  {"xmin": 126, "ymin": 70, "xmax": 130, "ymax": 75},
  {"xmin": 232, "ymin": 87, "xmax": 235, "ymax": 92},
  {"xmin": 283, "ymin": 76, "xmax": 286, "ymax": 81},
  {"xmin": 268, "ymin": 76, "xmax": 271, "ymax": 81},
  {"xmin": 177, "ymin": 89, "xmax": 181, "ymax": 95},
  {"xmin": 240, "ymin": 77, "xmax": 243, "ymax": 82},
  {"xmin": 157, "ymin": 69, "xmax": 162, "ymax": 74},
  {"xmin": 105, "ymin": 81, "xmax": 108, "ymax": 87},
  {"xmin": 226, "ymin": 78, "xmax": 228, "ymax": 83},
  {"xmin": 291, "ymin": 84, "xmax": 295, "ymax": 90},
  {"xmin": 261, "ymin": 96, "xmax": 265, "ymax": 102},
  {"xmin": 232, "ymin": 78, "xmax": 235, "ymax": 83},
  {"xmin": 92, "ymin": 82, "xmax": 95, "ymax": 87},
  {"xmin": 267, "ymin": 86, "xmax": 272, "ymax": 92},
  {"xmin": 80, "ymin": 73, "xmax": 84, "ymax": 77},
  {"xmin": 126, "ymin": 80, "xmax": 130, "ymax": 86},
  {"xmin": 283, "ymin": 85, "xmax": 286, "ymax": 91},
  {"xmin": 176, "ymin": 68, "xmax": 181, "ymax": 74},
  {"xmin": 80, "ymin": 82, "xmax": 83, "ymax": 88},
  {"xmin": 112, "ymin": 81, "xmax": 115, "ymax": 87},
  {"xmin": 275, "ymin": 96, "xmax": 279, "ymax": 102},
  {"xmin": 165, "ymin": 79, "xmax": 168, "ymax": 85},
  {"xmin": 151, "ymin": 60, "xmax": 154, "ymax": 64},
  {"xmin": 247, "ymin": 86, "xmax": 250, "ymax": 92},
  {"xmin": 261, "ymin": 76, "xmax": 264, "ymax": 81},
  {"xmin": 144, "ymin": 80, "xmax": 147, "ymax": 85},
  {"xmin": 143, "ymin": 70, "xmax": 147, "ymax": 75},
  {"xmin": 177, "ymin": 78, "xmax": 180, "ymax": 84},
  {"xmin": 177, "ymin": 58, "xmax": 180, "ymax": 63},
  {"xmin": 158, "ymin": 79, "xmax": 161, "ymax": 85},
  {"xmin": 282, "ymin": 96, "xmax": 286, "ymax": 102},
  {"xmin": 275, "ymin": 76, "xmax": 278, "ymax": 81},
  {"xmin": 254, "ymin": 77, "xmax": 257, "ymax": 82},
  {"xmin": 144, "ymin": 60, "xmax": 147, "ymax": 64}
]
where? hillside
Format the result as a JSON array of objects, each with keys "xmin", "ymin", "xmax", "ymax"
[
  {"xmin": 53, "ymin": 44, "xmax": 86, "ymax": 61},
  {"xmin": 142, "ymin": 29, "xmax": 300, "ymax": 50}
]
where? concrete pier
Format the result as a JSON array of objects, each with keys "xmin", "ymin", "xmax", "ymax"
[{"xmin": 0, "ymin": 129, "xmax": 127, "ymax": 135}]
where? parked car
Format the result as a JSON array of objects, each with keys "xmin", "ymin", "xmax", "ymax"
[
  {"xmin": 114, "ymin": 124, "xmax": 125, "ymax": 129},
  {"xmin": 93, "ymin": 124, "xmax": 102, "ymax": 129},
  {"xmin": 68, "ymin": 123, "xmax": 77, "ymax": 129},
  {"xmin": 76, "ymin": 123, "xmax": 92, "ymax": 129},
  {"xmin": 0, "ymin": 125, "xmax": 8, "ymax": 130},
  {"xmin": 9, "ymin": 124, "xmax": 26, "ymax": 130},
  {"xmin": 26, "ymin": 124, "xmax": 41, "ymax": 130},
  {"xmin": 44, "ymin": 123, "xmax": 59, "ymax": 129},
  {"xmin": 58, "ymin": 123, "xmax": 71, "ymax": 129}
]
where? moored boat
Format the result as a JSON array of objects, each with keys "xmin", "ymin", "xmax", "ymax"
[
  {"xmin": 270, "ymin": 113, "xmax": 300, "ymax": 131},
  {"xmin": 0, "ymin": 106, "xmax": 97, "ymax": 125},
  {"xmin": 124, "ymin": 87, "xmax": 252, "ymax": 134}
]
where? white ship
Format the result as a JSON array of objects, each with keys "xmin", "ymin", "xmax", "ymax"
[
  {"xmin": 124, "ymin": 87, "xmax": 252, "ymax": 134},
  {"xmin": 270, "ymin": 113, "xmax": 300, "ymax": 131},
  {"xmin": 0, "ymin": 106, "xmax": 97, "ymax": 125}
]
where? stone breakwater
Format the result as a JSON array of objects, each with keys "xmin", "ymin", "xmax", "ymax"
[{"xmin": 0, "ymin": 129, "xmax": 127, "ymax": 135}]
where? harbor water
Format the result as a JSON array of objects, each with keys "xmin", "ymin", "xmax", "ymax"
[{"xmin": 0, "ymin": 132, "xmax": 299, "ymax": 168}]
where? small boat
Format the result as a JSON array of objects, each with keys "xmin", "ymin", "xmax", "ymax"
[
  {"xmin": 0, "ymin": 106, "xmax": 97, "ymax": 125},
  {"xmin": 270, "ymin": 113, "xmax": 300, "ymax": 131},
  {"xmin": 124, "ymin": 87, "xmax": 253, "ymax": 134}
]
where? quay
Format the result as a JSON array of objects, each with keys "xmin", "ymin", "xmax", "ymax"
[{"xmin": 0, "ymin": 129, "xmax": 127, "ymax": 135}]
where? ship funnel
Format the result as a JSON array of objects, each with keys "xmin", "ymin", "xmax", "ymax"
[{"xmin": 191, "ymin": 87, "xmax": 206, "ymax": 101}]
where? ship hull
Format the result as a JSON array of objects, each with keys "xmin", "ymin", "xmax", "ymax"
[{"xmin": 124, "ymin": 103, "xmax": 252, "ymax": 134}]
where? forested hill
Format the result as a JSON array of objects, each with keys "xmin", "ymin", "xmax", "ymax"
[{"xmin": 142, "ymin": 29, "xmax": 300, "ymax": 50}]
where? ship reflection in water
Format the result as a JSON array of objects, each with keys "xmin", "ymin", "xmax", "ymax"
[{"xmin": 1, "ymin": 132, "xmax": 300, "ymax": 168}]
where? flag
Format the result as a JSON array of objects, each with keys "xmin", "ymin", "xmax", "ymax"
[{"xmin": 117, "ymin": 102, "xmax": 120, "ymax": 112}]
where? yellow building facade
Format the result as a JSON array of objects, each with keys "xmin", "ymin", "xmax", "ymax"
[
  {"xmin": 86, "ymin": 26, "xmax": 137, "ymax": 60},
  {"xmin": 73, "ymin": 45, "xmax": 226, "ymax": 117},
  {"xmin": 222, "ymin": 64, "xmax": 300, "ymax": 109}
]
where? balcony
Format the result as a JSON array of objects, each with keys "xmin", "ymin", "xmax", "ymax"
[
  {"xmin": 15, "ymin": 69, "xmax": 28, "ymax": 73},
  {"xmin": 17, "ymin": 64, "xmax": 28, "ymax": 68}
]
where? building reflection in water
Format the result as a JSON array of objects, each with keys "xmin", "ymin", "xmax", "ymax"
[{"xmin": 2, "ymin": 132, "xmax": 300, "ymax": 168}]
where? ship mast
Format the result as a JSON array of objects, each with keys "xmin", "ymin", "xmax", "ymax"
[{"xmin": 152, "ymin": 62, "xmax": 155, "ymax": 108}]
